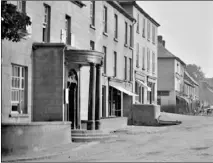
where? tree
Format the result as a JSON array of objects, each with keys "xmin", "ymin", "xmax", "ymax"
[
  {"xmin": 186, "ymin": 64, "xmax": 205, "ymax": 82},
  {"xmin": 1, "ymin": 1, "xmax": 31, "ymax": 42}
]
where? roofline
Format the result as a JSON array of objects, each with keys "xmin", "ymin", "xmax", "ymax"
[
  {"xmin": 184, "ymin": 79, "xmax": 195, "ymax": 87},
  {"xmin": 158, "ymin": 56, "xmax": 186, "ymax": 66},
  {"xmin": 184, "ymin": 71, "xmax": 199, "ymax": 86},
  {"xmin": 107, "ymin": 1, "xmax": 136, "ymax": 22},
  {"xmin": 119, "ymin": 1, "xmax": 160, "ymax": 27}
]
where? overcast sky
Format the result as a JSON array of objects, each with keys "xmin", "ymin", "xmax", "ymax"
[{"xmin": 137, "ymin": 1, "xmax": 213, "ymax": 78}]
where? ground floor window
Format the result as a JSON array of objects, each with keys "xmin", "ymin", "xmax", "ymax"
[
  {"xmin": 11, "ymin": 64, "xmax": 27, "ymax": 114},
  {"xmin": 108, "ymin": 86, "xmax": 121, "ymax": 117},
  {"xmin": 102, "ymin": 85, "xmax": 106, "ymax": 118}
]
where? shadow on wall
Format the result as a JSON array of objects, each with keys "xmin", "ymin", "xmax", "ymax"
[{"xmin": 160, "ymin": 105, "xmax": 176, "ymax": 113}]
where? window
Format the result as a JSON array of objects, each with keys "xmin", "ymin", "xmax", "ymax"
[
  {"xmin": 129, "ymin": 25, "xmax": 133, "ymax": 47},
  {"xmin": 152, "ymin": 25, "xmax": 155, "ymax": 44},
  {"xmin": 136, "ymin": 14, "xmax": 139, "ymax": 33},
  {"xmin": 147, "ymin": 48, "xmax": 150, "ymax": 72},
  {"xmin": 65, "ymin": 15, "xmax": 71, "ymax": 45},
  {"xmin": 147, "ymin": 20, "xmax": 150, "ymax": 41},
  {"xmin": 142, "ymin": 18, "xmax": 145, "ymax": 38},
  {"xmin": 136, "ymin": 43, "xmax": 139, "ymax": 68},
  {"xmin": 103, "ymin": 6, "xmax": 107, "ymax": 33},
  {"xmin": 11, "ymin": 64, "xmax": 27, "ymax": 114},
  {"xmin": 129, "ymin": 58, "xmax": 132, "ymax": 81},
  {"xmin": 152, "ymin": 52, "xmax": 155, "ymax": 74},
  {"xmin": 103, "ymin": 46, "xmax": 107, "ymax": 74},
  {"xmin": 90, "ymin": 1, "xmax": 95, "ymax": 26},
  {"xmin": 17, "ymin": 1, "xmax": 26, "ymax": 13},
  {"xmin": 152, "ymin": 83, "xmax": 155, "ymax": 102},
  {"xmin": 43, "ymin": 4, "xmax": 51, "ymax": 43},
  {"xmin": 142, "ymin": 47, "xmax": 145, "ymax": 70},
  {"xmin": 114, "ymin": 14, "xmax": 118, "ymax": 39},
  {"xmin": 90, "ymin": 40, "xmax": 95, "ymax": 50},
  {"xmin": 135, "ymin": 81, "xmax": 139, "ymax": 102},
  {"xmin": 125, "ymin": 22, "xmax": 128, "ymax": 45},
  {"xmin": 124, "ymin": 56, "xmax": 127, "ymax": 80},
  {"xmin": 113, "ymin": 52, "xmax": 117, "ymax": 77}
]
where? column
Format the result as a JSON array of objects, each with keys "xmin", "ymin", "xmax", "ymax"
[
  {"xmin": 95, "ymin": 65, "xmax": 101, "ymax": 130},
  {"xmin": 87, "ymin": 63, "xmax": 96, "ymax": 130}
]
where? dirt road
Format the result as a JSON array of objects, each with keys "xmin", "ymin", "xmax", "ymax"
[{"xmin": 27, "ymin": 113, "xmax": 213, "ymax": 162}]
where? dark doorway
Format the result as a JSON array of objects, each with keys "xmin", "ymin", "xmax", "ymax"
[{"xmin": 67, "ymin": 69, "xmax": 78, "ymax": 129}]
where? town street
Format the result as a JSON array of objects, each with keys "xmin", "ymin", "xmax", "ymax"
[{"xmin": 24, "ymin": 113, "xmax": 213, "ymax": 162}]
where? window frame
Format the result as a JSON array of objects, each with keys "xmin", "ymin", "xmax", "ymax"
[
  {"xmin": 152, "ymin": 25, "xmax": 156, "ymax": 44},
  {"xmin": 65, "ymin": 15, "xmax": 71, "ymax": 45},
  {"xmin": 90, "ymin": 40, "xmax": 95, "ymax": 50},
  {"xmin": 90, "ymin": 1, "xmax": 95, "ymax": 27},
  {"xmin": 114, "ymin": 14, "xmax": 118, "ymax": 39},
  {"xmin": 129, "ymin": 24, "xmax": 133, "ymax": 47},
  {"xmin": 136, "ymin": 43, "xmax": 139, "ymax": 68},
  {"xmin": 136, "ymin": 14, "xmax": 139, "ymax": 33},
  {"xmin": 113, "ymin": 51, "xmax": 117, "ymax": 77},
  {"xmin": 147, "ymin": 48, "xmax": 150, "ymax": 72},
  {"xmin": 142, "ymin": 47, "xmax": 145, "ymax": 70},
  {"xmin": 152, "ymin": 52, "xmax": 155, "ymax": 74},
  {"xmin": 142, "ymin": 18, "xmax": 146, "ymax": 38},
  {"xmin": 103, "ymin": 46, "xmax": 107, "ymax": 74},
  {"xmin": 129, "ymin": 58, "xmax": 132, "ymax": 81},
  {"xmin": 124, "ymin": 21, "xmax": 128, "ymax": 45},
  {"xmin": 103, "ymin": 6, "xmax": 108, "ymax": 33},
  {"xmin": 124, "ymin": 56, "xmax": 127, "ymax": 80},
  {"xmin": 11, "ymin": 64, "xmax": 27, "ymax": 114},
  {"xmin": 147, "ymin": 20, "xmax": 150, "ymax": 41},
  {"xmin": 43, "ymin": 4, "xmax": 51, "ymax": 43}
]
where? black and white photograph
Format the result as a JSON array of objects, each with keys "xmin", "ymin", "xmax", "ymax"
[{"xmin": 1, "ymin": 0, "xmax": 213, "ymax": 162}]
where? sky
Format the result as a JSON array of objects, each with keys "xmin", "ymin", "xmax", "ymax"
[{"xmin": 137, "ymin": 1, "xmax": 213, "ymax": 78}]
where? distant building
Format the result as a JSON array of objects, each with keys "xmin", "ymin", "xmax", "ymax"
[{"xmin": 157, "ymin": 36, "xmax": 187, "ymax": 113}]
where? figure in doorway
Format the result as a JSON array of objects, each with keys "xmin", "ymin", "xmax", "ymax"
[{"xmin": 67, "ymin": 69, "xmax": 78, "ymax": 129}]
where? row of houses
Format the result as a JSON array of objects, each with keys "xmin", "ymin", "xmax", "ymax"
[{"xmin": 2, "ymin": 1, "xmax": 199, "ymax": 127}]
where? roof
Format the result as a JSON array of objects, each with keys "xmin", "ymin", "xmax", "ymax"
[
  {"xmin": 107, "ymin": 1, "xmax": 136, "ymax": 22},
  {"xmin": 119, "ymin": 1, "xmax": 160, "ymax": 27},
  {"xmin": 184, "ymin": 71, "xmax": 199, "ymax": 86},
  {"xmin": 158, "ymin": 43, "xmax": 186, "ymax": 66}
]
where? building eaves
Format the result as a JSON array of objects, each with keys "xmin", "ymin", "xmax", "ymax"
[
  {"xmin": 70, "ymin": 1, "xmax": 86, "ymax": 8},
  {"xmin": 107, "ymin": 1, "xmax": 136, "ymax": 22},
  {"xmin": 119, "ymin": 1, "xmax": 160, "ymax": 27},
  {"xmin": 184, "ymin": 71, "xmax": 199, "ymax": 86}
]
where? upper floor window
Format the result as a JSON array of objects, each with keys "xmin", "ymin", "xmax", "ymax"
[
  {"xmin": 65, "ymin": 15, "xmax": 71, "ymax": 45},
  {"xmin": 142, "ymin": 18, "xmax": 145, "ymax": 38},
  {"xmin": 113, "ymin": 51, "xmax": 117, "ymax": 77},
  {"xmin": 136, "ymin": 43, "xmax": 139, "ymax": 68},
  {"xmin": 103, "ymin": 46, "xmax": 107, "ymax": 74},
  {"xmin": 124, "ymin": 56, "xmax": 127, "ymax": 80},
  {"xmin": 147, "ymin": 20, "xmax": 150, "ymax": 41},
  {"xmin": 90, "ymin": 1, "xmax": 95, "ymax": 26},
  {"xmin": 152, "ymin": 52, "xmax": 155, "ymax": 74},
  {"xmin": 125, "ymin": 21, "xmax": 128, "ymax": 45},
  {"xmin": 152, "ymin": 25, "xmax": 156, "ymax": 44},
  {"xmin": 90, "ymin": 40, "xmax": 95, "ymax": 50},
  {"xmin": 114, "ymin": 14, "xmax": 118, "ymax": 39},
  {"xmin": 136, "ymin": 14, "xmax": 139, "ymax": 33},
  {"xmin": 103, "ymin": 6, "xmax": 108, "ymax": 33},
  {"xmin": 43, "ymin": 4, "xmax": 51, "ymax": 43},
  {"xmin": 147, "ymin": 48, "xmax": 150, "ymax": 72},
  {"xmin": 129, "ymin": 25, "xmax": 133, "ymax": 47},
  {"xmin": 142, "ymin": 47, "xmax": 145, "ymax": 70},
  {"xmin": 129, "ymin": 58, "xmax": 132, "ymax": 81},
  {"xmin": 17, "ymin": 1, "xmax": 26, "ymax": 13},
  {"xmin": 11, "ymin": 64, "xmax": 27, "ymax": 114}
]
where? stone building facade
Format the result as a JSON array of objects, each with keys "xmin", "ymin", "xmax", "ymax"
[{"xmin": 120, "ymin": 1, "xmax": 160, "ymax": 107}]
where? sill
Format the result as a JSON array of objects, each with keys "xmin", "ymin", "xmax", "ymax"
[
  {"xmin": 9, "ymin": 113, "xmax": 29, "ymax": 118},
  {"xmin": 152, "ymin": 42, "xmax": 155, "ymax": 45},
  {"xmin": 103, "ymin": 32, "xmax": 108, "ymax": 37},
  {"xmin": 124, "ymin": 44, "xmax": 128, "ymax": 48},
  {"xmin": 114, "ymin": 38, "xmax": 118, "ymax": 42},
  {"xmin": 90, "ymin": 24, "xmax": 96, "ymax": 30},
  {"xmin": 129, "ymin": 46, "xmax": 133, "ymax": 50},
  {"xmin": 102, "ymin": 73, "xmax": 108, "ymax": 77}
]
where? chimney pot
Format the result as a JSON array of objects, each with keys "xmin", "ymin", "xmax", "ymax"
[{"xmin": 158, "ymin": 36, "xmax": 163, "ymax": 42}]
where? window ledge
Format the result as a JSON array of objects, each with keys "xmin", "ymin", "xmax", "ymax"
[
  {"xmin": 9, "ymin": 113, "xmax": 29, "ymax": 118},
  {"xmin": 124, "ymin": 44, "xmax": 128, "ymax": 48},
  {"xmin": 103, "ymin": 32, "xmax": 108, "ymax": 37},
  {"xmin": 90, "ymin": 24, "xmax": 96, "ymax": 30},
  {"xmin": 129, "ymin": 46, "xmax": 134, "ymax": 50},
  {"xmin": 114, "ymin": 38, "xmax": 118, "ymax": 42}
]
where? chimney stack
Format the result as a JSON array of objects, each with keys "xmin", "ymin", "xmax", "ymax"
[
  {"xmin": 162, "ymin": 40, "xmax": 165, "ymax": 47},
  {"xmin": 158, "ymin": 35, "xmax": 163, "ymax": 42}
]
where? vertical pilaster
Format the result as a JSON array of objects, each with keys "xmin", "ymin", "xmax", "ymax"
[
  {"xmin": 87, "ymin": 63, "xmax": 96, "ymax": 130},
  {"xmin": 95, "ymin": 65, "xmax": 101, "ymax": 130}
]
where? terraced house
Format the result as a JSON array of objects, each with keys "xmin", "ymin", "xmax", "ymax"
[{"xmin": 119, "ymin": 1, "xmax": 160, "ymax": 107}]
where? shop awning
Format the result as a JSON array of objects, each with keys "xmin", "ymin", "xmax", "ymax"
[
  {"xmin": 109, "ymin": 84, "xmax": 138, "ymax": 96},
  {"xmin": 176, "ymin": 95, "xmax": 189, "ymax": 103},
  {"xmin": 136, "ymin": 79, "xmax": 151, "ymax": 91}
]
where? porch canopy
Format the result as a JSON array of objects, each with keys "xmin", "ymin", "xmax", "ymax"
[
  {"xmin": 136, "ymin": 79, "xmax": 151, "ymax": 91},
  {"xmin": 109, "ymin": 84, "xmax": 138, "ymax": 96},
  {"xmin": 176, "ymin": 94, "xmax": 189, "ymax": 103}
]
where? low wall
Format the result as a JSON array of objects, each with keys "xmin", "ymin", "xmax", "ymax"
[
  {"xmin": 1, "ymin": 122, "xmax": 72, "ymax": 156},
  {"xmin": 81, "ymin": 117, "xmax": 127, "ymax": 132},
  {"xmin": 129, "ymin": 104, "xmax": 161, "ymax": 126}
]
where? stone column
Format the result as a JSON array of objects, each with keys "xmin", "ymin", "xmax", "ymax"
[
  {"xmin": 87, "ymin": 63, "xmax": 96, "ymax": 130},
  {"xmin": 95, "ymin": 65, "xmax": 101, "ymax": 130}
]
